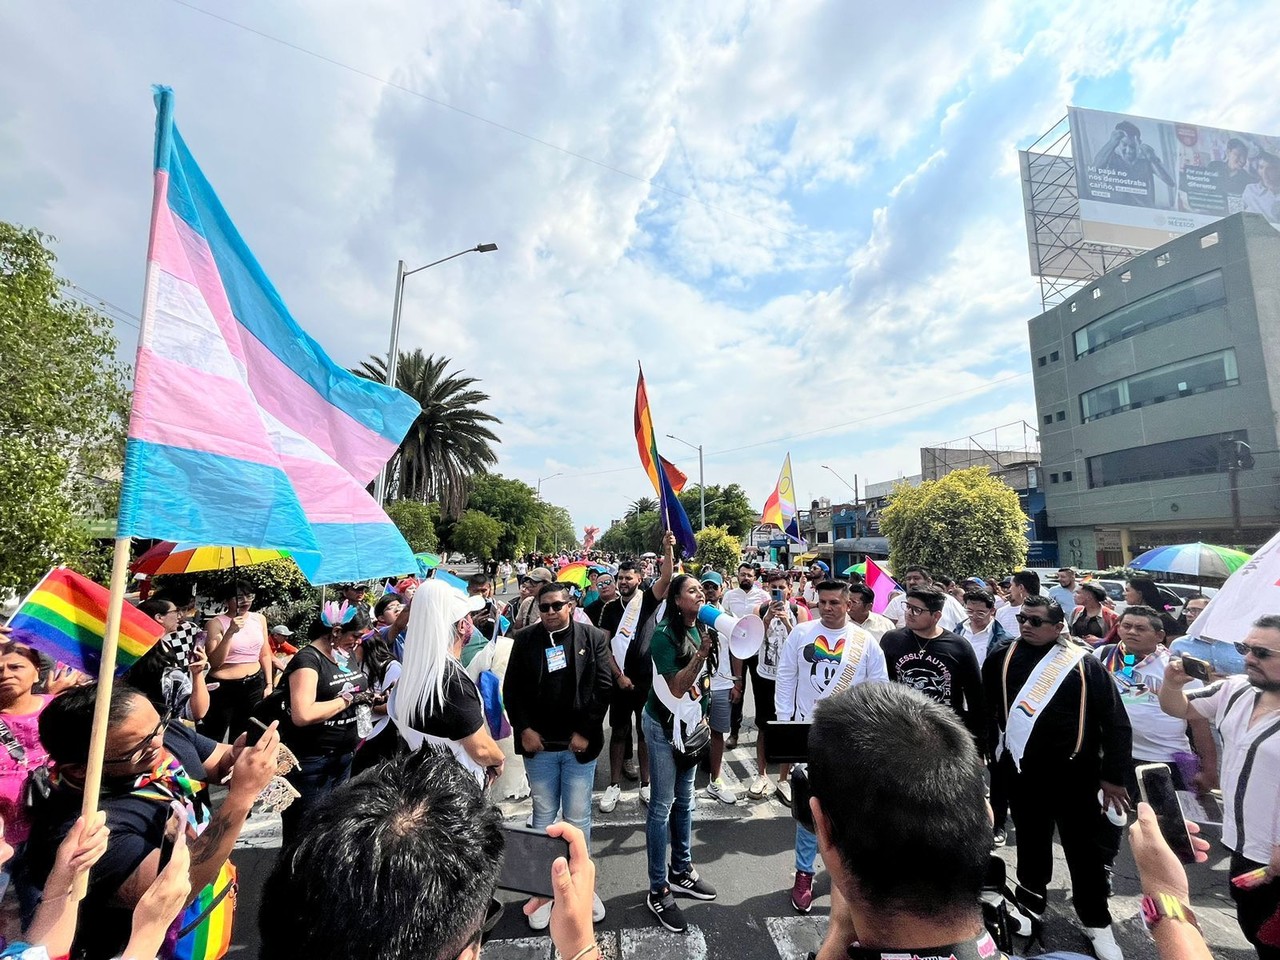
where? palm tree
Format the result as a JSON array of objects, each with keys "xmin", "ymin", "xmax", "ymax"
[
  {"xmin": 356, "ymin": 350, "xmax": 500, "ymax": 517},
  {"xmin": 628, "ymin": 496, "xmax": 658, "ymax": 519}
]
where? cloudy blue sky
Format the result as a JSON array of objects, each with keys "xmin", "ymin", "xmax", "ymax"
[{"xmin": 3, "ymin": 1, "xmax": 1278, "ymax": 535}]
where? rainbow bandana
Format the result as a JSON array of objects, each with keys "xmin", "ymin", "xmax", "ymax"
[{"xmin": 130, "ymin": 752, "xmax": 236, "ymax": 960}]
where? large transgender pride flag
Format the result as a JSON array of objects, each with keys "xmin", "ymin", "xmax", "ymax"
[{"xmin": 117, "ymin": 87, "xmax": 419, "ymax": 584}]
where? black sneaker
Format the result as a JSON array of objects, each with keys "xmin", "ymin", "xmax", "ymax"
[
  {"xmin": 647, "ymin": 887, "xmax": 687, "ymax": 932},
  {"xmin": 667, "ymin": 867, "xmax": 717, "ymax": 901}
]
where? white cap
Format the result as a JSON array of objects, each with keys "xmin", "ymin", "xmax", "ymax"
[{"xmin": 270, "ymin": 624, "xmax": 294, "ymax": 636}]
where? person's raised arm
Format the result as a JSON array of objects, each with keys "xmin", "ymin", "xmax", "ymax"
[
  {"xmin": 1129, "ymin": 801, "xmax": 1213, "ymax": 960},
  {"xmin": 120, "ymin": 823, "xmax": 192, "ymax": 960},
  {"xmin": 186, "ymin": 645, "xmax": 211, "ymax": 722},
  {"xmin": 23, "ymin": 812, "xmax": 109, "ymax": 957},
  {"xmin": 652, "ymin": 531, "xmax": 677, "ymax": 601},
  {"xmin": 1159, "ymin": 658, "xmax": 1197, "ymax": 720},
  {"xmin": 258, "ymin": 619, "xmax": 274, "ymax": 694}
]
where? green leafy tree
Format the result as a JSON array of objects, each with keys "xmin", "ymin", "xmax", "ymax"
[
  {"xmin": 450, "ymin": 509, "xmax": 503, "ymax": 560},
  {"xmin": 465, "ymin": 474, "xmax": 540, "ymax": 557},
  {"xmin": 536, "ymin": 504, "xmax": 580, "ymax": 554},
  {"xmin": 384, "ymin": 499, "xmax": 440, "ymax": 552},
  {"xmin": 879, "ymin": 467, "xmax": 1028, "ymax": 583},
  {"xmin": 628, "ymin": 496, "xmax": 658, "ymax": 518},
  {"xmin": 355, "ymin": 350, "xmax": 501, "ymax": 518},
  {"xmin": 0, "ymin": 224, "xmax": 129, "ymax": 592},
  {"xmin": 678, "ymin": 483, "xmax": 756, "ymax": 537},
  {"xmin": 692, "ymin": 525, "xmax": 741, "ymax": 577},
  {"xmin": 597, "ymin": 509, "xmax": 661, "ymax": 557}
]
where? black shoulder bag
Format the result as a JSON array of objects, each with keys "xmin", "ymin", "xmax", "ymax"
[{"xmin": 0, "ymin": 718, "xmax": 52, "ymax": 810}]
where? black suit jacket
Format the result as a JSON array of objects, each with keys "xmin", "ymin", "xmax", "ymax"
[{"xmin": 504, "ymin": 619, "xmax": 615, "ymax": 763}]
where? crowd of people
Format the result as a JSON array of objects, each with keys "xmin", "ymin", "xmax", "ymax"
[{"xmin": 0, "ymin": 546, "xmax": 1274, "ymax": 960}]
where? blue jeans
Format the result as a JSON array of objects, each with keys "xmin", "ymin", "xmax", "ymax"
[
  {"xmin": 642, "ymin": 710, "xmax": 696, "ymax": 892},
  {"xmin": 282, "ymin": 750, "xmax": 354, "ymax": 848},
  {"xmin": 796, "ymin": 823, "xmax": 818, "ymax": 874},
  {"xmin": 526, "ymin": 749, "xmax": 597, "ymax": 847}
]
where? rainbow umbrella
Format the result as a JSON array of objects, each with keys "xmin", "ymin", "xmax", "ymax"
[
  {"xmin": 131, "ymin": 541, "xmax": 288, "ymax": 576},
  {"xmin": 556, "ymin": 561, "xmax": 593, "ymax": 588},
  {"xmin": 1129, "ymin": 542, "xmax": 1252, "ymax": 579},
  {"xmin": 842, "ymin": 561, "xmax": 867, "ymax": 576}
]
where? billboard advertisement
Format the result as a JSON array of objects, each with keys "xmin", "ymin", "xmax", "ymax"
[{"xmin": 1068, "ymin": 106, "xmax": 1280, "ymax": 249}]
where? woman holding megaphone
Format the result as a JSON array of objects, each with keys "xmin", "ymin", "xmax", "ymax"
[{"xmin": 641, "ymin": 573, "xmax": 719, "ymax": 933}]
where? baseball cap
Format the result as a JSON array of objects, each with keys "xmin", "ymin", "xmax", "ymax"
[
  {"xmin": 270, "ymin": 624, "xmax": 294, "ymax": 637},
  {"xmin": 699, "ymin": 571, "xmax": 724, "ymax": 587},
  {"xmin": 525, "ymin": 567, "xmax": 554, "ymax": 584}
]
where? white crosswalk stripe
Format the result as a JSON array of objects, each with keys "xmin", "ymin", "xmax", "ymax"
[{"xmin": 481, "ymin": 919, "xmax": 824, "ymax": 960}]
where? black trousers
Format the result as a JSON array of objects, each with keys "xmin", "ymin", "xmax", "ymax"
[
  {"xmin": 198, "ymin": 670, "xmax": 265, "ymax": 743},
  {"xmin": 1006, "ymin": 756, "xmax": 1114, "ymax": 928},
  {"xmin": 1230, "ymin": 851, "xmax": 1280, "ymax": 960}
]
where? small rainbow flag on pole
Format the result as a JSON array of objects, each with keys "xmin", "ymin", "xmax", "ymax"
[
  {"xmin": 634, "ymin": 365, "xmax": 697, "ymax": 558},
  {"xmin": 5, "ymin": 568, "xmax": 166, "ymax": 675}
]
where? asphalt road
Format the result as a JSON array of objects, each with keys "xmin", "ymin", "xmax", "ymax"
[{"xmin": 222, "ymin": 574, "xmax": 1257, "ymax": 960}]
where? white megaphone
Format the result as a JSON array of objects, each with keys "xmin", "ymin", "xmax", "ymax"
[{"xmin": 697, "ymin": 604, "xmax": 765, "ymax": 660}]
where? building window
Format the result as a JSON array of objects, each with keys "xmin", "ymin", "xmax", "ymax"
[
  {"xmin": 1043, "ymin": 414, "xmax": 1053, "ymax": 425},
  {"xmin": 1120, "ymin": 270, "xmax": 1132, "ymax": 283},
  {"xmin": 1072, "ymin": 269, "xmax": 1225, "ymax": 358},
  {"xmin": 1156, "ymin": 252, "xmax": 1171, "ymax": 267},
  {"xmin": 1200, "ymin": 232, "xmax": 1219, "ymax": 248},
  {"xmin": 1055, "ymin": 410, "xmax": 1066, "ymax": 422},
  {"xmin": 817, "ymin": 531, "xmax": 829, "ymax": 544},
  {"xmin": 1063, "ymin": 470, "xmax": 1073, "ymax": 481},
  {"xmin": 1091, "ymin": 287, "xmax": 1102, "ymax": 299},
  {"xmin": 1049, "ymin": 350, "xmax": 1060, "ymax": 361},
  {"xmin": 1078, "ymin": 348, "xmax": 1239, "ymax": 422},
  {"xmin": 1038, "ymin": 356, "xmax": 1047, "ymax": 367},
  {"xmin": 1050, "ymin": 473, "xmax": 1060, "ymax": 483},
  {"xmin": 1086, "ymin": 430, "xmax": 1247, "ymax": 488}
]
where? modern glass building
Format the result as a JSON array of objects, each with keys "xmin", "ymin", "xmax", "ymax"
[{"xmin": 1029, "ymin": 212, "xmax": 1280, "ymax": 569}]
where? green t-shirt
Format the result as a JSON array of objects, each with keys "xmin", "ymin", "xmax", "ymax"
[{"xmin": 645, "ymin": 619, "xmax": 713, "ymax": 726}]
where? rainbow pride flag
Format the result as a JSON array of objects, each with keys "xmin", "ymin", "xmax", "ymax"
[
  {"xmin": 5, "ymin": 568, "xmax": 165, "ymax": 675},
  {"xmin": 634, "ymin": 365, "xmax": 697, "ymax": 558}
]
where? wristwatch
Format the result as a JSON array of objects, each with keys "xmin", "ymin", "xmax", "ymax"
[{"xmin": 1141, "ymin": 893, "xmax": 1200, "ymax": 935}]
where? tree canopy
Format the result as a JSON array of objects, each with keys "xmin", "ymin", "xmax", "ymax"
[
  {"xmin": 355, "ymin": 350, "xmax": 500, "ymax": 518},
  {"xmin": 692, "ymin": 525, "xmax": 742, "ymax": 576},
  {"xmin": 0, "ymin": 224, "xmax": 129, "ymax": 592},
  {"xmin": 677, "ymin": 483, "xmax": 756, "ymax": 538},
  {"xmin": 451, "ymin": 509, "xmax": 503, "ymax": 560},
  {"xmin": 878, "ymin": 467, "xmax": 1029, "ymax": 583}
]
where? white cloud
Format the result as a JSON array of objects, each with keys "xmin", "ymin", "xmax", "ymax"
[{"xmin": 2, "ymin": 0, "xmax": 1276, "ymax": 541}]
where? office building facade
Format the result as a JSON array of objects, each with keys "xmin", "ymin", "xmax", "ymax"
[{"xmin": 1029, "ymin": 212, "xmax": 1280, "ymax": 570}]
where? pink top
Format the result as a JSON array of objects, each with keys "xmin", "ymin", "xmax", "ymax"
[
  {"xmin": 0, "ymin": 695, "xmax": 53, "ymax": 844},
  {"xmin": 213, "ymin": 613, "xmax": 267, "ymax": 667}
]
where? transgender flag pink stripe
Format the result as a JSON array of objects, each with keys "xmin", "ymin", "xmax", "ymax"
[
  {"xmin": 151, "ymin": 193, "xmax": 399, "ymax": 481},
  {"xmin": 277, "ymin": 455, "xmax": 390, "ymax": 524}
]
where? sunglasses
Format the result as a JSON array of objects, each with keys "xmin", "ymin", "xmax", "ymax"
[
  {"xmin": 1235, "ymin": 641, "xmax": 1278, "ymax": 660},
  {"xmin": 539, "ymin": 601, "xmax": 571, "ymax": 613},
  {"xmin": 1015, "ymin": 613, "xmax": 1056, "ymax": 628}
]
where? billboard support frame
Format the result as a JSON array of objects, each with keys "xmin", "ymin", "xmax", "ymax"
[{"xmin": 1020, "ymin": 115, "xmax": 1140, "ymax": 310}]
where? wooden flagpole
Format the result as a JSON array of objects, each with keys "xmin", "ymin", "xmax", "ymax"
[{"xmin": 73, "ymin": 535, "xmax": 134, "ymax": 898}]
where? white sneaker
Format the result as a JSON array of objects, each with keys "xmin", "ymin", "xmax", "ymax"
[
  {"xmin": 748, "ymin": 775, "xmax": 774, "ymax": 799},
  {"xmin": 706, "ymin": 778, "xmax": 738, "ymax": 805},
  {"xmin": 525, "ymin": 813, "xmax": 534, "ymax": 828},
  {"xmin": 592, "ymin": 892, "xmax": 606, "ymax": 922},
  {"xmin": 776, "ymin": 780, "xmax": 793, "ymax": 806},
  {"xmin": 1085, "ymin": 925, "xmax": 1124, "ymax": 960},
  {"xmin": 527, "ymin": 898, "xmax": 552, "ymax": 930},
  {"xmin": 639, "ymin": 783, "xmax": 651, "ymax": 804},
  {"xmin": 599, "ymin": 783, "xmax": 621, "ymax": 813}
]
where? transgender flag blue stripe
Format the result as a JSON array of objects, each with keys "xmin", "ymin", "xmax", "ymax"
[
  {"xmin": 119, "ymin": 440, "xmax": 317, "ymax": 551},
  {"xmin": 158, "ymin": 126, "xmax": 418, "ymax": 447},
  {"xmin": 304, "ymin": 522, "xmax": 420, "ymax": 585}
]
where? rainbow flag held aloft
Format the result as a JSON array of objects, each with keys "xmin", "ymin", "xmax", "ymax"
[
  {"xmin": 761, "ymin": 453, "xmax": 805, "ymax": 546},
  {"xmin": 634, "ymin": 366, "xmax": 697, "ymax": 558},
  {"xmin": 659, "ymin": 455, "xmax": 688, "ymax": 493},
  {"xmin": 5, "ymin": 568, "xmax": 166, "ymax": 675},
  {"xmin": 117, "ymin": 87, "xmax": 419, "ymax": 585},
  {"xmin": 865, "ymin": 557, "xmax": 900, "ymax": 615}
]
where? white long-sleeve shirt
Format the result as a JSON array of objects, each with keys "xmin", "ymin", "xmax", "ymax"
[{"xmin": 774, "ymin": 618, "xmax": 888, "ymax": 721}]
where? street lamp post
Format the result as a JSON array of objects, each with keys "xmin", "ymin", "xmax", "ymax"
[
  {"xmin": 533, "ymin": 473, "xmax": 563, "ymax": 554},
  {"xmin": 665, "ymin": 434, "xmax": 705, "ymax": 529},
  {"xmin": 821, "ymin": 464, "xmax": 861, "ymax": 537},
  {"xmin": 373, "ymin": 243, "xmax": 498, "ymax": 505}
]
